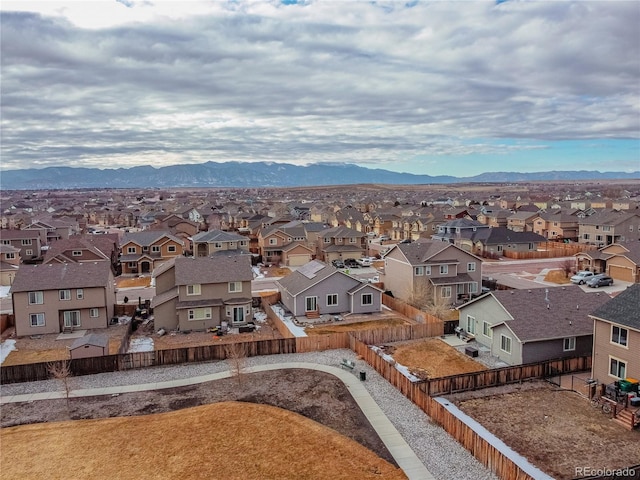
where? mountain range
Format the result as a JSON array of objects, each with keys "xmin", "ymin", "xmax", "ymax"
[{"xmin": 0, "ymin": 162, "xmax": 637, "ymax": 190}]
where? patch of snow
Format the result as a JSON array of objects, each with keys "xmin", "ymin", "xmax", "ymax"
[
  {"xmin": 370, "ymin": 345, "xmax": 421, "ymax": 382},
  {"xmin": 127, "ymin": 337, "xmax": 154, "ymax": 353},
  {"xmin": 271, "ymin": 304, "xmax": 307, "ymax": 337},
  {"xmin": 0, "ymin": 286, "xmax": 11, "ymax": 298},
  {"xmin": 252, "ymin": 266, "xmax": 265, "ymax": 279},
  {"xmin": 253, "ymin": 311, "xmax": 268, "ymax": 323},
  {"xmin": 0, "ymin": 339, "xmax": 17, "ymax": 365}
]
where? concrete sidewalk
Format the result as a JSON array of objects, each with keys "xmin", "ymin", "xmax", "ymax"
[{"xmin": 1, "ymin": 362, "xmax": 434, "ymax": 480}]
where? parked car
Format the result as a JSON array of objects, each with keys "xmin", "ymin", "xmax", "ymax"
[
  {"xmin": 332, "ymin": 259, "xmax": 345, "ymax": 269},
  {"xmin": 570, "ymin": 271, "xmax": 594, "ymax": 285},
  {"xmin": 587, "ymin": 274, "xmax": 614, "ymax": 288},
  {"xmin": 356, "ymin": 257, "xmax": 372, "ymax": 267},
  {"xmin": 344, "ymin": 258, "xmax": 360, "ymax": 268}
]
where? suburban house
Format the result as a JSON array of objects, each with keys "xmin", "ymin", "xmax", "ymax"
[
  {"xmin": 0, "ymin": 244, "xmax": 20, "ymax": 286},
  {"xmin": 589, "ymin": 284, "xmax": 639, "ymax": 386},
  {"xmin": 0, "ymin": 229, "xmax": 43, "ymax": 261},
  {"xmin": 276, "ymin": 260, "xmax": 382, "ymax": 317},
  {"xmin": 575, "ymin": 240, "xmax": 640, "ymax": 283},
  {"xmin": 25, "ymin": 217, "xmax": 79, "ymax": 245},
  {"xmin": 120, "ymin": 231, "xmax": 185, "ymax": 274},
  {"xmin": 10, "ymin": 261, "xmax": 116, "ymax": 336},
  {"xmin": 578, "ymin": 210, "xmax": 640, "ymax": 247},
  {"xmin": 507, "ymin": 211, "xmax": 538, "ymax": 233},
  {"xmin": 151, "ymin": 255, "xmax": 254, "ymax": 332},
  {"xmin": 257, "ymin": 224, "xmax": 314, "ymax": 266},
  {"xmin": 431, "ymin": 218, "xmax": 489, "ymax": 251},
  {"xmin": 469, "ymin": 228, "xmax": 547, "ymax": 258},
  {"xmin": 458, "ymin": 286, "xmax": 611, "ymax": 365},
  {"xmin": 316, "ymin": 226, "xmax": 367, "ymax": 263},
  {"xmin": 192, "ymin": 229, "xmax": 250, "ymax": 257},
  {"xmin": 530, "ymin": 212, "xmax": 580, "ymax": 241},
  {"xmin": 42, "ymin": 234, "xmax": 120, "ymax": 274},
  {"xmin": 383, "ymin": 239, "xmax": 483, "ymax": 306}
]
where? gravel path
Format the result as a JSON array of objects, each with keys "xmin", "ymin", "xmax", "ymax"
[{"xmin": 1, "ymin": 349, "xmax": 497, "ymax": 480}]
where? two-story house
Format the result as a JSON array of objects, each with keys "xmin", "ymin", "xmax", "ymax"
[
  {"xmin": 43, "ymin": 234, "xmax": 120, "ymax": 274},
  {"xmin": 383, "ymin": 239, "xmax": 483, "ymax": 306},
  {"xmin": 507, "ymin": 211, "xmax": 538, "ymax": 233},
  {"xmin": 316, "ymin": 226, "xmax": 367, "ymax": 263},
  {"xmin": 120, "ymin": 231, "xmax": 185, "ymax": 274},
  {"xmin": 575, "ymin": 240, "xmax": 640, "ymax": 282},
  {"xmin": 530, "ymin": 212, "xmax": 579, "ymax": 241},
  {"xmin": 431, "ymin": 218, "xmax": 489, "ymax": 252},
  {"xmin": 589, "ymin": 285, "xmax": 639, "ymax": 390},
  {"xmin": 257, "ymin": 224, "xmax": 314, "ymax": 266},
  {"xmin": 11, "ymin": 261, "xmax": 116, "ymax": 336},
  {"xmin": 579, "ymin": 210, "xmax": 640, "ymax": 247},
  {"xmin": 192, "ymin": 230, "xmax": 250, "ymax": 257},
  {"xmin": 151, "ymin": 255, "xmax": 254, "ymax": 332},
  {"xmin": 0, "ymin": 244, "xmax": 20, "ymax": 286},
  {"xmin": 0, "ymin": 229, "xmax": 43, "ymax": 261}
]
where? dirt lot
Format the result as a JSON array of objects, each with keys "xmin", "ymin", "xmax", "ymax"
[
  {"xmin": 382, "ymin": 338, "xmax": 487, "ymax": 380},
  {"xmin": 449, "ymin": 381, "xmax": 640, "ymax": 479},
  {"xmin": 305, "ymin": 317, "xmax": 412, "ymax": 336},
  {"xmin": 1, "ymin": 370, "xmax": 399, "ymax": 471},
  {"xmin": 544, "ymin": 269, "xmax": 572, "ymax": 284}
]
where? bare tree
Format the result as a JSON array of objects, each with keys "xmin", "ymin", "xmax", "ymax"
[
  {"xmin": 405, "ymin": 280, "xmax": 453, "ymax": 320},
  {"xmin": 561, "ymin": 258, "xmax": 575, "ymax": 278},
  {"xmin": 224, "ymin": 342, "xmax": 248, "ymax": 388},
  {"xmin": 48, "ymin": 360, "xmax": 73, "ymax": 417}
]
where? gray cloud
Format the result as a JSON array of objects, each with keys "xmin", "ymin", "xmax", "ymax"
[{"xmin": 1, "ymin": 1, "xmax": 638, "ymax": 172}]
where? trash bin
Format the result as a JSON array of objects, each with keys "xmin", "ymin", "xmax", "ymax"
[{"xmin": 359, "ymin": 371, "xmax": 366, "ymax": 381}]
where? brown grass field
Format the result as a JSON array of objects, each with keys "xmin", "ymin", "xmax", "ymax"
[
  {"xmin": 116, "ymin": 276, "xmax": 152, "ymax": 288},
  {"xmin": 1, "ymin": 348, "xmax": 69, "ymax": 366},
  {"xmin": 305, "ymin": 318, "xmax": 410, "ymax": 335},
  {"xmin": 1, "ymin": 402, "xmax": 406, "ymax": 480},
  {"xmin": 390, "ymin": 338, "xmax": 487, "ymax": 379},
  {"xmin": 544, "ymin": 269, "xmax": 572, "ymax": 284}
]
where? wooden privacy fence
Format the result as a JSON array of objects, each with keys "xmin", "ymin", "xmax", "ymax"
[
  {"xmin": 260, "ymin": 293, "xmax": 295, "ymax": 339},
  {"xmin": 382, "ymin": 294, "xmax": 445, "ymax": 326},
  {"xmin": 296, "ymin": 333, "xmax": 350, "ymax": 353},
  {"xmin": 504, "ymin": 242, "xmax": 596, "ymax": 260}
]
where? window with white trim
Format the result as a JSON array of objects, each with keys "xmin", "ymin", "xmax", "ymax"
[
  {"xmin": 469, "ymin": 282, "xmax": 478, "ymax": 294},
  {"xmin": 483, "ymin": 321, "xmax": 492, "ymax": 338},
  {"xmin": 89, "ymin": 308, "xmax": 99, "ymax": 318},
  {"xmin": 611, "ymin": 325, "xmax": 628, "ymax": 347},
  {"xmin": 59, "ymin": 289, "xmax": 71, "ymax": 301},
  {"xmin": 63, "ymin": 310, "xmax": 81, "ymax": 327},
  {"xmin": 583, "ymin": 233, "xmax": 590, "ymax": 240},
  {"xmin": 467, "ymin": 262, "xmax": 476, "ymax": 272},
  {"xmin": 425, "ymin": 266, "xmax": 431, "ymax": 275},
  {"xmin": 361, "ymin": 293, "xmax": 373, "ymax": 306},
  {"xmin": 72, "ymin": 250, "xmax": 82, "ymax": 257},
  {"xmin": 414, "ymin": 266, "xmax": 424, "ymax": 276},
  {"xmin": 327, "ymin": 294, "xmax": 338, "ymax": 306},
  {"xmin": 609, "ymin": 357, "xmax": 626, "ymax": 379},
  {"xmin": 457, "ymin": 283, "xmax": 465, "ymax": 294},
  {"xmin": 440, "ymin": 265, "xmax": 448, "ymax": 274},
  {"xmin": 127, "ymin": 262, "xmax": 137, "ymax": 268},
  {"xmin": 349, "ymin": 237, "xmax": 356, "ymax": 243},
  {"xmin": 228, "ymin": 281, "xmax": 242, "ymax": 293},
  {"xmin": 187, "ymin": 284, "xmax": 201, "ymax": 296},
  {"xmin": 305, "ymin": 296, "xmax": 318, "ymax": 311},
  {"xmin": 441, "ymin": 286, "xmax": 452, "ymax": 298},
  {"xmin": 1, "ymin": 240, "xmax": 9, "ymax": 245},
  {"xmin": 168, "ymin": 245, "xmax": 177, "ymax": 253},
  {"xmin": 323, "ymin": 237, "xmax": 331, "ymax": 243},
  {"xmin": 497, "ymin": 245, "xmax": 503, "ymax": 252},
  {"xmin": 151, "ymin": 245, "xmax": 160, "ymax": 253},
  {"xmin": 21, "ymin": 239, "xmax": 32, "ymax": 246},
  {"xmin": 127, "ymin": 246, "xmax": 136, "ymax": 254},
  {"xmin": 214, "ymin": 242, "xmax": 223, "ymax": 248},
  {"xmin": 240, "ymin": 240, "xmax": 247, "ymax": 247},
  {"xmin": 25, "ymin": 249, "xmax": 33, "ymax": 256},
  {"xmin": 563, "ymin": 337, "xmax": 576, "ymax": 351},
  {"xmin": 466, "ymin": 315, "xmax": 476, "ymax": 334},
  {"xmin": 188, "ymin": 308, "xmax": 212, "ymax": 321},
  {"xmin": 269, "ymin": 238, "xmax": 277, "ymax": 245},
  {"xmin": 76, "ymin": 289, "xmax": 84, "ymax": 300},
  {"xmin": 28, "ymin": 291, "xmax": 44, "ymax": 305},
  {"xmin": 5, "ymin": 253, "xmax": 15, "ymax": 260},
  {"xmin": 30, "ymin": 313, "xmax": 45, "ymax": 327},
  {"xmin": 500, "ymin": 335, "xmax": 512, "ymax": 354}
]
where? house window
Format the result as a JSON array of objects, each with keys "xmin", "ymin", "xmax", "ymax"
[
  {"xmin": 327, "ymin": 294, "xmax": 338, "ymax": 306},
  {"xmin": 21, "ymin": 239, "xmax": 32, "ymax": 246},
  {"xmin": 231, "ymin": 306, "xmax": 245, "ymax": 323},
  {"xmin": 630, "ymin": 226, "xmax": 634, "ymax": 232},
  {"xmin": 528, "ymin": 243, "xmax": 534, "ymax": 250},
  {"xmin": 76, "ymin": 289, "xmax": 84, "ymax": 300},
  {"xmin": 187, "ymin": 284, "xmax": 201, "ymax": 296},
  {"xmin": 30, "ymin": 313, "xmax": 45, "ymax": 327},
  {"xmin": 361, "ymin": 293, "xmax": 373, "ymax": 306},
  {"xmin": 214, "ymin": 242, "xmax": 223, "ymax": 248},
  {"xmin": 151, "ymin": 245, "xmax": 160, "ymax": 253},
  {"xmin": 414, "ymin": 266, "xmax": 424, "ymax": 276},
  {"xmin": 611, "ymin": 325, "xmax": 628, "ymax": 347},
  {"xmin": 28, "ymin": 291, "xmax": 44, "ymax": 305},
  {"xmin": 349, "ymin": 238, "xmax": 356, "ymax": 243},
  {"xmin": 469, "ymin": 282, "xmax": 478, "ymax": 294},
  {"xmin": 25, "ymin": 249, "xmax": 33, "ymax": 256},
  {"xmin": 59, "ymin": 289, "xmax": 71, "ymax": 301},
  {"xmin": 497, "ymin": 245, "xmax": 503, "ymax": 252},
  {"xmin": 441, "ymin": 286, "xmax": 452, "ymax": 298},
  {"xmin": 89, "ymin": 308, "xmax": 99, "ymax": 318},
  {"xmin": 602, "ymin": 226, "xmax": 611, "ymax": 232},
  {"xmin": 127, "ymin": 262, "xmax": 137, "ymax": 268},
  {"xmin": 425, "ymin": 266, "xmax": 431, "ymax": 275},
  {"xmin": 483, "ymin": 321, "xmax": 492, "ymax": 338},
  {"xmin": 457, "ymin": 283, "xmax": 465, "ymax": 294},
  {"xmin": 609, "ymin": 357, "xmax": 626, "ymax": 379},
  {"xmin": 1, "ymin": 240, "xmax": 9, "ymax": 245},
  {"xmin": 168, "ymin": 245, "xmax": 177, "ymax": 252},
  {"xmin": 583, "ymin": 234, "xmax": 590, "ymax": 240},
  {"xmin": 305, "ymin": 296, "xmax": 318, "ymax": 312},
  {"xmin": 563, "ymin": 337, "xmax": 576, "ymax": 351},
  {"xmin": 467, "ymin": 262, "xmax": 476, "ymax": 272},
  {"xmin": 63, "ymin": 310, "xmax": 81, "ymax": 328},
  {"xmin": 466, "ymin": 315, "xmax": 476, "ymax": 334},
  {"xmin": 440, "ymin": 265, "xmax": 448, "ymax": 274},
  {"xmin": 72, "ymin": 250, "xmax": 82, "ymax": 257},
  {"xmin": 269, "ymin": 238, "xmax": 277, "ymax": 245},
  {"xmin": 500, "ymin": 335, "xmax": 512, "ymax": 354},
  {"xmin": 188, "ymin": 308, "xmax": 212, "ymax": 321},
  {"xmin": 127, "ymin": 246, "xmax": 136, "ymax": 254},
  {"xmin": 595, "ymin": 235, "xmax": 603, "ymax": 242},
  {"xmin": 323, "ymin": 237, "xmax": 331, "ymax": 243},
  {"xmin": 240, "ymin": 240, "xmax": 247, "ymax": 246},
  {"xmin": 5, "ymin": 253, "xmax": 15, "ymax": 260},
  {"xmin": 228, "ymin": 282, "xmax": 242, "ymax": 293},
  {"xmin": 142, "ymin": 246, "xmax": 149, "ymax": 252}
]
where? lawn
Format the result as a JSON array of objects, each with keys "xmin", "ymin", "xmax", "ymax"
[
  {"xmin": 1, "ymin": 402, "xmax": 407, "ymax": 480},
  {"xmin": 305, "ymin": 318, "xmax": 411, "ymax": 336},
  {"xmin": 388, "ymin": 338, "xmax": 487, "ymax": 379},
  {"xmin": 544, "ymin": 269, "xmax": 572, "ymax": 284}
]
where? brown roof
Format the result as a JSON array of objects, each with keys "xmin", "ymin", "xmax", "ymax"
[
  {"xmin": 174, "ymin": 255, "xmax": 253, "ymax": 285},
  {"xmin": 11, "ymin": 261, "xmax": 113, "ymax": 292}
]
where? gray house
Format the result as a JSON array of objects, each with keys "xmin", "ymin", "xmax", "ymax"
[
  {"xmin": 276, "ymin": 260, "xmax": 382, "ymax": 317},
  {"xmin": 457, "ymin": 286, "xmax": 612, "ymax": 365}
]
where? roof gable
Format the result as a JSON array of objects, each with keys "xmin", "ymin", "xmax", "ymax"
[{"xmin": 589, "ymin": 284, "xmax": 640, "ymax": 331}]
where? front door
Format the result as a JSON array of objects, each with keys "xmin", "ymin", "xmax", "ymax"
[{"xmin": 141, "ymin": 261, "xmax": 151, "ymax": 273}]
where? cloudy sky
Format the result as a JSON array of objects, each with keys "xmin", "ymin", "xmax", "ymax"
[{"xmin": 1, "ymin": 0, "xmax": 639, "ymax": 177}]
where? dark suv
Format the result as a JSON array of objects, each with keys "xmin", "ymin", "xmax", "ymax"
[
  {"xmin": 343, "ymin": 258, "xmax": 360, "ymax": 268},
  {"xmin": 332, "ymin": 259, "xmax": 345, "ymax": 268},
  {"xmin": 587, "ymin": 274, "xmax": 614, "ymax": 288}
]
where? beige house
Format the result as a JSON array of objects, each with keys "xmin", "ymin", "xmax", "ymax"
[
  {"xmin": 579, "ymin": 211, "xmax": 640, "ymax": 247},
  {"xmin": 120, "ymin": 231, "xmax": 185, "ymax": 274},
  {"xmin": 316, "ymin": 226, "xmax": 367, "ymax": 263},
  {"xmin": 575, "ymin": 241, "xmax": 640, "ymax": 283},
  {"xmin": 152, "ymin": 255, "xmax": 253, "ymax": 332},
  {"xmin": 192, "ymin": 229, "xmax": 249, "ymax": 257},
  {"xmin": 0, "ymin": 244, "xmax": 20, "ymax": 286},
  {"xmin": 589, "ymin": 285, "xmax": 639, "ymax": 387},
  {"xmin": 11, "ymin": 261, "xmax": 116, "ymax": 336},
  {"xmin": 0, "ymin": 229, "xmax": 43, "ymax": 261},
  {"xmin": 530, "ymin": 212, "xmax": 579, "ymax": 241},
  {"xmin": 383, "ymin": 239, "xmax": 483, "ymax": 306}
]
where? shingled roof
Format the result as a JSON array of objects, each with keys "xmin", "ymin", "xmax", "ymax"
[
  {"xmin": 172, "ymin": 255, "xmax": 253, "ymax": 285},
  {"xmin": 589, "ymin": 284, "xmax": 640, "ymax": 331},
  {"xmin": 11, "ymin": 261, "xmax": 113, "ymax": 292}
]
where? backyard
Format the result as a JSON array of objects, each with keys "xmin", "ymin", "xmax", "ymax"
[
  {"xmin": 450, "ymin": 381, "xmax": 640, "ymax": 479},
  {"xmin": 305, "ymin": 318, "xmax": 411, "ymax": 336}
]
